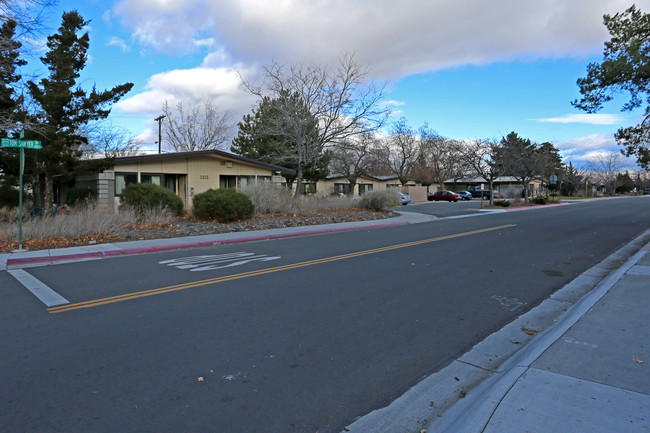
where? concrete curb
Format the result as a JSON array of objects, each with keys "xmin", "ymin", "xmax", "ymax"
[
  {"xmin": 342, "ymin": 228, "xmax": 650, "ymax": 433},
  {"xmin": 1, "ymin": 213, "xmax": 437, "ymax": 270}
]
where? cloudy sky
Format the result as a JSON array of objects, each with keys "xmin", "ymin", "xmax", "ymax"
[{"xmin": 32, "ymin": 0, "xmax": 650, "ymax": 168}]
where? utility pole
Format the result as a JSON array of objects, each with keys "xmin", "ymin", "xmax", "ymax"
[{"xmin": 154, "ymin": 115, "xmax": 165, "ymax": 153}]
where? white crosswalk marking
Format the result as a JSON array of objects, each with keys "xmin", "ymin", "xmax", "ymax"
[
  {"xmin": 8, "ymin": 269, "xmax": 69, "ymax": 307},
  {"xmin": 159, "ymin": 252, "xmax": 281, "ymax": 271}
]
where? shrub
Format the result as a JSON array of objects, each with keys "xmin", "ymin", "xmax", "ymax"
[
  {"xmin": 241, "ymin": 182, "xmax": 293, "ymax": 215},
  {"xmin": 120, "ymin": 183, "xmax": 183, "ymax": 216},
  {"xmin": 192, "ymin": 188, "xmax": 254, "ymax": 222},
  {"xmin": 358, "ymin": 189, "xmax": 400, "ymax": 211},
  {"xmin": 66, "ymin": 187, "xmax": 96, "ymax": 207},
  {"xmin": 493, "ymin": 199, "xmax": 511, "ymax": 207},
  {"xmin": 530, "ymin": 196, "xmax": 548, "ymax": 205}
]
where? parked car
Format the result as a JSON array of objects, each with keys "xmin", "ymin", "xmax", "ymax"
[
  {"xmin": 394, "ymin": 190, "xmax": 411, "ymax": 205},
  {"xmin": 643, "ymin": 188, "xmax": 650, "ymax": 195},
  {"xmin": 428, "ymin": 190, "xmax": 460, "ymax": 202},
  {"xmin": 455, "ymin": 190, "xmax": 472, "ymax": 200},
  {"xmin": 468, "ymin": 187, "xmax": 492, "ymax": 200}
]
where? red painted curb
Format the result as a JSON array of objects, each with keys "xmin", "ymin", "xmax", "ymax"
[
  {"xmin": 506, "ymin": 203, "xmax": 568, "ymax": 212},
  {"xmin": 6, "ymin": 220, "xmax": 409, "ymax": 267}
]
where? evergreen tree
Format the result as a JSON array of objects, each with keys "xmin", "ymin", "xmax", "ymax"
[
  {"xmin": 0, "ymin": 19, "xmax": 26, "ymax": 185},
  {"xmin": 497, "ymin": 132, "xmax": 548, "ymax": 202},
  {"xmin": 572, "ymin": 5, "xmax": 650, "ymax": 169},
  {"xmin": 25, "ymin": 11, "xmax": 133, "ymax": 210},
  {"xmin": 231, "ymin": 90, "xmax": 329, "ymax": 193}
]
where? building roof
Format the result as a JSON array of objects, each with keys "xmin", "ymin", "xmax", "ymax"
[
  {"xmin": 325, "ymin": 173, "xmax": 383, "ymax": 181},
  {"xmin": 444, "ymin": 176, "xmax": 525, "ymax": 183},
  {"xmin": 114, "ymin": 149, "xmax": 296, "ymax": 176}
]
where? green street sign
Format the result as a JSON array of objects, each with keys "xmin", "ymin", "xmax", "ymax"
[{"xmin": 1, "ymin": 138, "xmax": 42, "ymax": 149}]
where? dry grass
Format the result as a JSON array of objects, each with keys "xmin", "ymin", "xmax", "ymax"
[
  {"xmin": 0, "ymin": 205, "xmax": 173, "ymax": 242},
  {"xmin": 240, "ymin": 183, "xmax": 357, "ymax": 216}
]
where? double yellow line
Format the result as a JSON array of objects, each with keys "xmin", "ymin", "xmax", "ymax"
[{"xmin": 48, "ymin": 224, "xmax": 515, "ymax": 314}]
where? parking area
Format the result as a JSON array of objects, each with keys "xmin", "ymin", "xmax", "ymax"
[{"xmin": 396, "ymin": 199, "xmax": 489, "ymax": 218}]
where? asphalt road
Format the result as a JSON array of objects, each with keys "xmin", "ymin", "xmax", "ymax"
[
  {"xmin": 397, "ymin": 197, "xmax": 485, "ymax": 217},
  {"xmin": 1, "ymin": 197, "xmax": 648, "ymax": 433}
]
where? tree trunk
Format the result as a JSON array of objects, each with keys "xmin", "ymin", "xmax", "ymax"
[
  {"xmin": 294, "ymin": 141, "xmax": 305, "ymax": 198},
  {"xmin": 44, "ymin": 176, "xmax": 55, "ymax": 216},
  {"xmin": 522, "ymin": 181, "xmax": 529, "ymax": 203},
  {"xmin": 31, "ymin": 174, "xmax": 43, "ymax": 210},
  {"xmin": 488, "ymin": 180, "xmax": 495, "ymax": 206},
  {"xmin": 347, "ymin": 179, "xmax": 357, "ymax": 196}
]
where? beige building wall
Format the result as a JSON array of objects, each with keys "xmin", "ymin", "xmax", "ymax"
[
  {"xmin": 315, "ymin": 176, "xmax": 385, "ymax": 196},
  {"xmin": 111, "ymin": 155, "xmax": 283, "ymax": 212}
]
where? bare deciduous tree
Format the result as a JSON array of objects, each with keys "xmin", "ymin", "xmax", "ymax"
[
  {"xmin": 239, "ymin": 53, "xmax": 391, "ymax": 196},
  {"xmin": 458, "ymin": 139, "xmax": 503, "ymax": 205},
  {"xmin": 242, "ymin": 53, "xmax": 391, "ymax": 148},
  {"xmin": 587, "ymin": 151, "xmax": 622, "ymax": 195},
  {"xmin": 413, "ymin": 124, "xmax": 466, "ymax": 190},
  {"xmin": 328, "ymin": 133, "xmax": 377, "ymax": 195},
  {"xmin": 162, "ymin": 100, "xmax": 234, "ymax": 152},
  {"xmin": 80, "ymin": 121, "xmax": 142, "ymax": 158},
  {"xmin": 382, "ymin": 118, "xmax": 419, "ymax": 186}
]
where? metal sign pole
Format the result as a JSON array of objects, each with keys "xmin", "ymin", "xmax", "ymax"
[
  {"xmin": 18, "ymin": 130, "xmax": 24, "ymax": 250},
  {"xmin": 18, "ymin": 147, "xmax": 24, "ymax": 250}
]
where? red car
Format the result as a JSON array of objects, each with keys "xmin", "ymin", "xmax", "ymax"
[{"xmin": 427, "ymin": 190, "xmax": 460, "ymax": 202}]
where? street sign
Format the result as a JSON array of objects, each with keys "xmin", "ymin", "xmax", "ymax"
[
  {"xmin": 549, "ymin": 173, "xmax": 558, "ymax": 185},
  {"xmin": 1, "ymin": 138, "xmax": 42, "ymax": 149}
]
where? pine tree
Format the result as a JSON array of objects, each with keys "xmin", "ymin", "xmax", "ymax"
[
  {"xmin": 231, "ymin": 91, "xmax": 329, "ymax": 193},
  {"xmin": 0, "ymin": 19, "xmax": 26, "ymax": 186},
  {"xmin": 25, "ymin": 11, "xmax": 133, "ymax": 211}
]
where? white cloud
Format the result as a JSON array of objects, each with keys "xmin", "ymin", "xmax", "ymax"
[
  {"xmin": 194, "ymin": 38, "xmax": 215, "ymax": 49},
  {"xmin": 555, "ymin": 133, "xmax": 625, "ymax": 163},
  {"xmin": 554, "ymin": 133, "xmax": 638, "ymax": 168},
  {"xmin": 114, "ymin": 66, "xmax": 258, "ymax": 146},
  {"xmin": 556, "ymin": 132, "xmax": 616, "ymax": 154},
  {"xmin": 111, "ymin": 0, "xmax": 650, "ymax": 78},
  {"xmin": 533, "ymin": 113, "xmax": 624, "ymax": 125},
  {"xmin": 106, "ymin": 36, "xmax": 129, "ymax": 52}
]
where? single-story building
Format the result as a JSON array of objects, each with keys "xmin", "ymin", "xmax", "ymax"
[
  {"xmin": 313, "ymin": 174, "xmax": 422, "ymax": 198},
  {"xmin": 75, "ymin": 149, "xmax": 295, "ymax": 212},
  {"xmin": 443, "ymin": 176, "xmax": 547, "ymax": 198}
]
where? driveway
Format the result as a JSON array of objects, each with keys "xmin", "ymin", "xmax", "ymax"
[{"xmin": 395, "ymin": 199, "xmax": 487, "ymax": 218}]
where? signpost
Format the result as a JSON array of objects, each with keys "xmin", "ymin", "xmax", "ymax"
[{"xmin": 1, "ymin": 131, "xmax": 42, "ymax": 251}]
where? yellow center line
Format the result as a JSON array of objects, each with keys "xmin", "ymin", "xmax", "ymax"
[{"xmin": 48, "ymin": 224, "xmax": 515, "ymax": 314}]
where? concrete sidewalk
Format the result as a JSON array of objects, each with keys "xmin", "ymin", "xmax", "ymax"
[
  {"xmin": 0, "ymin": 211, "xmax": 435, "ymax": 271},
  {"xmin": 344, "ymin": 230, "xmax": 650, "ymax": 433}
]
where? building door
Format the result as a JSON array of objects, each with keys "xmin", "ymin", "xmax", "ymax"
[{"xmin": 177, "ymin": 175, "xmax": 188, "ymax": 210}]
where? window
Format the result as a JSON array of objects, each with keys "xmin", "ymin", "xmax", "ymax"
[
  {"xmin": 141, "ymin": 174, "xmax": 161, "ymax": 186},
  {"xmin": 358, "ymin": 184, "xmax": 373, "ymax": 195},
  {"xmin": 220, "ymin": 175, "xmax": 237, "ymax": 189},
  {"xmin": 115, "ymin": 173, "xmax": 137, "ymax": 195},
  {"xmin": 239, "ymin": 176, "xmax": 256, "ymax": 188},
  {"xmin": 334, "ymin": 183, "xmax": 351, "ymax": 195},
  {"xmin": 302, "ymin": 183, "xmax": 317, "ymax": 194}
]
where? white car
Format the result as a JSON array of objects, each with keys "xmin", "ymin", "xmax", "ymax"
[{"xmin": 394, "ymin": 191, "xmax": 411, "ymax": 205}]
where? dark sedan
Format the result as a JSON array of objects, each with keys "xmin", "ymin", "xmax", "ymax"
[{"xmin": 427, "ymin": 190, "xmax": 460, "ymax": 202}]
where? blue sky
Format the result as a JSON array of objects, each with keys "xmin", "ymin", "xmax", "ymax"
[{"xmin": 26, "ymin": 0, "xmax": 650, "ymax": 169}]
